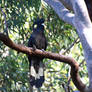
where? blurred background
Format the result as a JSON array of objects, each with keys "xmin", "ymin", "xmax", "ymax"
[{"xmin": 0, "ymin": 0, "xmax": 88, "ymax": 92}]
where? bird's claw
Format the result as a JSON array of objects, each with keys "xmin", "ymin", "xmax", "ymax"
[
  {"xmin": 41, "ymin": 49, "xmax": 45, "ymax": 52},
  {"xmin": 32, "ymin": 45, "xmax": 36, "ymax": 51}
]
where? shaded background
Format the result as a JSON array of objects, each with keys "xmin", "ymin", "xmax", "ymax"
[{"xmin": 0, "ymin": 0, "xmax": 87, "ymax": 92}]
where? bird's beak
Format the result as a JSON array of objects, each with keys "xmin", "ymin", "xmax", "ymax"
[{"xmin": 41, "ymin": 23, "xmax": 44, "ymax": 26}]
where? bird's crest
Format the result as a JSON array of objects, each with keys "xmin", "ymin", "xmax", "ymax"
[
  {"xmin": 34, "ymin": 24, "xmax": 38, "ymax": 29},
  {"xmin": 33, "ymin": 18, "xmax": 45, "ymax": 30}
]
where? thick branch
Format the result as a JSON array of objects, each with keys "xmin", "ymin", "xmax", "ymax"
[
  {"xmin": 59, "ymin": 0, "xmax": 92, "ymax": 21},
  {"xmin": 0, "ymin": 33, "xmax": 85, "ymax": 91},
  {"xmin": 59, "ymin": 0, "xmax": 73, "ymax": 11},
  {"xmin": 71, "ymin": 0, "xmax": 91, "ymax": 28},
  {"xmin": 44, "ymin": 0, "xmax": 74, "ymax": 26},
  {"xmin": 70, "ymin": 0, "xmax": 92, "ymax": 90}
]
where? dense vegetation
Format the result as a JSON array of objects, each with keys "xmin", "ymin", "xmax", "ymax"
[{"xmin": 0, "ymin": 0, "xmax": 87, "ymax": 91}]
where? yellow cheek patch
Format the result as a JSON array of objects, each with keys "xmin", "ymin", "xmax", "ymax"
[{"xmin": 34, "ymin": 24, "xmax": 37, "ymax": 29}]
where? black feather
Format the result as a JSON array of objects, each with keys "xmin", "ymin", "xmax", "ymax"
[{"xmin": 28, "ymin": 18, "xmax": 47, "ymax": 88}]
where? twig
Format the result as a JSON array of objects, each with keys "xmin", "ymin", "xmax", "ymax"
[
  {"xmin": 79, "ymin": 59, "xmax": 85, "ymax": 66},
  {"xmin": 62, "ymin": 83, "xmax": 68, "ymax": 92},
  {"xmin": 62, "ymin": 37, "xmax": 79, "ymax": 54}
]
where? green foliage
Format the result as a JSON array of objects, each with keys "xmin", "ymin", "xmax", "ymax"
[{"xmin": 0, "ymin": 0, "xmax": 88, "ymax": 92}]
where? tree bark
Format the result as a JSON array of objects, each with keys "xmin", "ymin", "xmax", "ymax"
[
  {"xmin": 0, "ymin": 32, "xmax": 85, "ymax": 92},
  {"xmin": 44, "ymin": 0, "xmax": 92, "ymax": 92}
]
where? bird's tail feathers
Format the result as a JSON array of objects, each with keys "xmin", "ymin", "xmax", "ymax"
[{"xmin": 30, "ymin": 60, "xmax": 44, "ymax": 88}]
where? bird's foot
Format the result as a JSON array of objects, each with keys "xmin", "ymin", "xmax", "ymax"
[
  {"xmin": 32, "ymin": 45, "xmax": 36, "ymax": 51},
  {"xmin": 41, "ymin": 49, "xmax": 45, "ymax": 52}
]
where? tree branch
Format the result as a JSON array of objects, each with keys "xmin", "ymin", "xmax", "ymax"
[
  {"xmin": 71, "ymin": 0, "xmax": 92, "ymax": 28},
  {"xmin": 0, "ymin": 33, "xmax": 86, "ymax": 91},
  {"xmin": 62, "ymin": 37, "xmax": 79, "ymax": 54},
  {"xmin": 44, "ymin": 0, "xmax": 74, "ymax": 26},
  {"xmin": 70, "ymin": 1, "xmax": 92, "ymax": 90},
  {"xmin": 59, "ymin": 0, "xmax": 92, "ymax": 22},
  {"xmin": 59, "ymin": 0, "xmax": 73, "ymax": 11}
]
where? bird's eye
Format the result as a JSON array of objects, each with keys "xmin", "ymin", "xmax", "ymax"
[{"xmin": 34, "ymin": 24, "xmax": 37, "ymax": 28}]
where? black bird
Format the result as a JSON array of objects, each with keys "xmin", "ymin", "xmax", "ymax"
[{"xmin": 28, "ymin": 18, "xmax": 47, "ymax": 88}]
